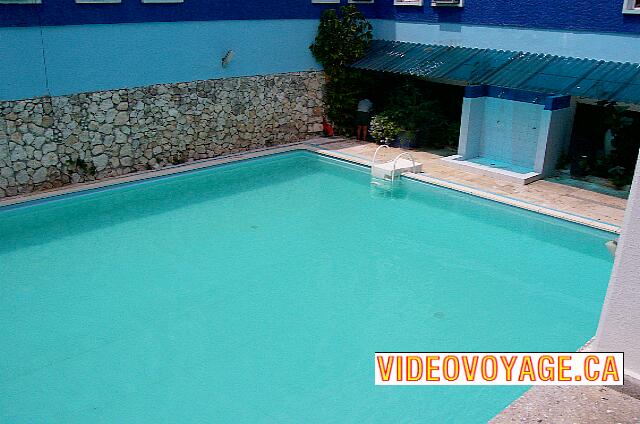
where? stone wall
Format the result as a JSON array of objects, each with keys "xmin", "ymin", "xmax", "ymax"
[{"xmin": 0, "ymin": 71, "xmax": 324, "ymax": 198}]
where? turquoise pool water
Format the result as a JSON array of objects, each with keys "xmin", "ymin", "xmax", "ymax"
[
  {"xmin": 0, "ymin": 151, "xmax": 613, "ymax": 423},
  {"xmin": 468, "ymin": 156, "xmax": 534, "ymax": 174}
]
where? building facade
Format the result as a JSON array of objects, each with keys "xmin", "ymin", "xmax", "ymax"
[{"xmin": 0, "ymin": 1, "xmax": 330, "ymax": 197}]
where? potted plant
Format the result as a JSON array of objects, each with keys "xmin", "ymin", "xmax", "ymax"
[{"xmin": 369, "ymin": 112, "xmax": 403, "ymax": 145}]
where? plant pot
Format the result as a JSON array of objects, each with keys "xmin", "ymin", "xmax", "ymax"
[{"xmin": 395, "ymin": 131, "xmax": 416, "ymax": 149}]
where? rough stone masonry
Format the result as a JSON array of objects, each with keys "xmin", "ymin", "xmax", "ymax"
[{"xmin": 0, "ymin": 71, "xmax": 325, "ymax": 198}]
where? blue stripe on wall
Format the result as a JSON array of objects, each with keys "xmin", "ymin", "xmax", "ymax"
[
  {"xmin": 463, "ymin": 85, "xmax": 572, "ymax": 110},
  {"xmin": 0, "ymin": 0, "xmax": 380, "ymax": 27},
  {"xmin": 0, "ymin": 19, "xmax": 321, "ymax": 101}
]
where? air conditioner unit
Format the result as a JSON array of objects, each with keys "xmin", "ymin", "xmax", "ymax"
[
  {"xmin": 431, "ymin": 0, "xmax": 463, "ymax": 7},
  {"xmin": 394, "ymin": 0, "xmax": 424, "ymax": 5}
]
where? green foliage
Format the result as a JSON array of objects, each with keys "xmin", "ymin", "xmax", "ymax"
[
  {"xmin": 169, "ymin": 152, "xmax": 187, "ymax": 165},
  {"xmin": 369, "ymin": 113, "xmax": 403, "ymax": 144},
  {"xmin": 595, "ymin": 101, "xmax": 640, "ymax": 188},
  {"xmin": 310, "ymin": 6, "xmax": 372, "ymax": 134},
  {"xmin": 322, "ymin": 69, "xmax": 368, "ymax": 135},
  {"xmin": 309, "ymin": 6, "xmax": 372, "ymax": 76},
  {"xmin": 65, "ymin": 157, "xmax": 96, "ymax": 176},
  {"xmin": 380, "ymin": 80, "xmax": 460, "ymax": 148},
  {"xmin": 603, "ymin": 103, "xmax": 640, "ymax": 171}
]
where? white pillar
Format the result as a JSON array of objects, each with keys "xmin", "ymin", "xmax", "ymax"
[
  {"xmin": 595, "ymin": 153, "xmax": 640, "ymax": 381},
  {"xmin": 458, "ymin": 96, "xmax": 485, "ymax": 160},
  {"xmin": 533, "ymin": 96, "xmax": 575, "ymax": 175}
]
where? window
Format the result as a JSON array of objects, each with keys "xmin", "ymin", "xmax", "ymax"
[
  {"xmin": 431, "ymin": 0, "xmax": 463, "ymax": 6},
  {"xmin": 623, "ymin": 0, "xmax": 640, "ymax": 14},
  {"xmin": 394, "ymin": 0, "xmax": 423, "ymax": 5},
  {"xmin": 348, "ymin": 0, "xmax": 374, "ymax": 4},
  {"xmin": 141, "ymin": 0, "xmax": 184, "ymax": 3},
  {"xmin": 0, "ymin": 0, "xmax": 41, "ymax": 4},
  {"xmin": 75, "ymin": 0, "xmax": 121, "ymax": 3}
]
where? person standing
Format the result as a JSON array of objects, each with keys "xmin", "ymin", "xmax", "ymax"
[{"xmin": 356, "ymin": 98, "xmax": 373, "ymax": 141}]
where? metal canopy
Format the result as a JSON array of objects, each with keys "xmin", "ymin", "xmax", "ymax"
[{"xmin": 350, "ymin": 40, "xmax": 640, "ymax": 104}]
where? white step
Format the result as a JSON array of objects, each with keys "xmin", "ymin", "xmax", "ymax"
[{"xmin": 371, "ymin": 158, "xmax": 422, "ymax": 180}]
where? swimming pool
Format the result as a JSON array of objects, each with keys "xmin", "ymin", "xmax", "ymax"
[{"xmin": 0, "ymin": 151, "xmax": 613, "ymax": 423}]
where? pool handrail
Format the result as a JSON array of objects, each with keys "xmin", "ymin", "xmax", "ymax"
[
  {"xmin": 391, "ymin": 152, "xmax": 417, "ymax": 183},
  {"xmin": 372, "ymin": 144, "xmax": 389, "ymax": 172}
]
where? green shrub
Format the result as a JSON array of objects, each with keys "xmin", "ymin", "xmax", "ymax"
[
  {"xmin": 593, "ymin": 101, "xmax": 640, "ymax": 188},
  {"xmin": 369, "ymin": 113, "xmax": 403, "ymax": 144},
  {"xmin": 310, "ymin": 6, "xmax": 372, "ymax": 135},
  {"xmin": 377, "ymin": 79, "xmax": 461, "ymax": 148}
]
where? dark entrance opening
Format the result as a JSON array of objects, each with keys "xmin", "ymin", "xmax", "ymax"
[
  {"xmin": 566, "ymin": 102, "xmax": 640, "ymax": 191},
  {"xmin": 361, "ymin": 71, "xmax": 464, "ymax": 150},
  {"xmin": 569, "ymin": 104, "xmax": 609, "ymax": 177}
]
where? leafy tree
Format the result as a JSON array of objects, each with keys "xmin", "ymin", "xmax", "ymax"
[{"xmin": 310, "ymin": 6, "xmax": 372, "ymax": 134}]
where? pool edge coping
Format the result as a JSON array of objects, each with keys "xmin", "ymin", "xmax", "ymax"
[
  {"xmin": 0, "ymin": 138, "xmax": 621, "ymax": 234},
  {"xmin": 306, "ymin": 140, "xmax": 621, "ymax": 235}
]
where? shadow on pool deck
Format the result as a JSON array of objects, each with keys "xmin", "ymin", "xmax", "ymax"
[{"xmin": 548, "ymin": 169, "xmax": 631, "ymax": 200}]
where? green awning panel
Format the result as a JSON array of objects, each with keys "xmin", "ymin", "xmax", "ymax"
[{"xmin": 350, "ymin": 40, "xmax": 640, "ymax": 104}]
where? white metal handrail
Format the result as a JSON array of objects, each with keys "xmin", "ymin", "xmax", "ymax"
[
  {"xmin": 391, "ymin": 152, "xmax": 417, "ymax": 183},
  {"xmin": 371, "ymin": 144, "xmax": 389, "ymax": 171}
]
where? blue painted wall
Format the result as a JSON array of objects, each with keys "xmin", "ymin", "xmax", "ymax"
[
  {"xmin": 2, "ymin": 0, "xmax": 639, "ymax": 34},
  {"xmin": 2, "ymin": 0, "xmax": 640, "ymax": 101},
  {"xmin": 0, "ymin": 20, "xmax": 321, "ymax": 100},
  {"xmin": 0, "ymin": 0, "xmax": 379, "ymax": 27},
  {"xmin": 378, "ymin": 0, "xmax": 640, "ymax": 35},
  {"xmin": 0, "ymin": 27, "xmax": 48, "ymax": 100}
]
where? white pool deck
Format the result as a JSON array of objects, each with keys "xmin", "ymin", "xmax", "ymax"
[{"xmin": 1, "ymin": 136, "xmax": 638, "ymax": 422}]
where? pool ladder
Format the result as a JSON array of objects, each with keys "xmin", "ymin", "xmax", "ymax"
[{"xmin": 370, "ymin": 145, "xmax": 422, "ymax": 190}]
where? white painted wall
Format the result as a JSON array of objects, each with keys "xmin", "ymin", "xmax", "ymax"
[
  {"xmin": 458, "ymin": 95, "xmax": 575, "ymax": 176},
  {"xmin": 481, "ymin": 97, "xmax": 542, "ymax": 170},
  {"xmin": 534, "ymin": 99, "xmax": 576, "ymax": 174},
  {"xmin": 595, "ymin": 154, "xmax": 640, "ymax": 381},
  {"xmin": 458, "ymin": 96, "xmax": 545, "ymax": 171},
  {"xmin": 458, "ymin": 97, "xmax": 484, "ymax": 160}
]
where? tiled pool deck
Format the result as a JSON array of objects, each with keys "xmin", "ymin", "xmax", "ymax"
[{"xmin": 1, "ymin": 137, "xmax": 638, "ymax": 422}]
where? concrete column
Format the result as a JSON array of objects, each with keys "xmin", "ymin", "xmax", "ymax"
[
  {"xmin": 533, "ymin": 96, "xmax": 575, "ymax": 175},
  {"xmin": 458, "ymin": 88, "xmax": 486, "ymax": 160},
  {"xmin": 595, "ymin": 153, "xmax": 640, "ymax": 381}
]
